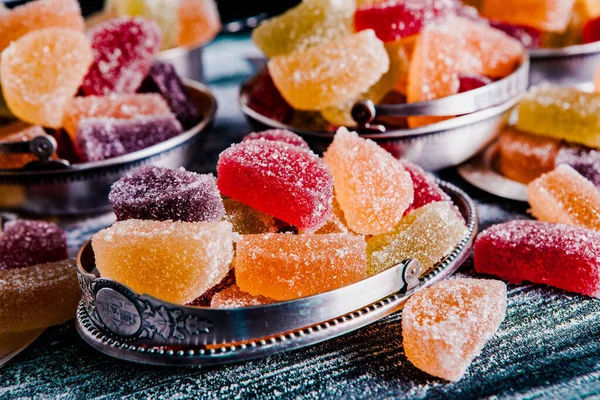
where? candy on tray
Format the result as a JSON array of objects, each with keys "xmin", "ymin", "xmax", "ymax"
[
  {"xmin": 323, "ymin": 129, "xmax": 413, "ymax": 235},
  {"xmin": 367, "ymin": 202, "xmax": 468, "ymax": 276},
  {"xmin": 400, "ymin": 160, "xmax": 454, "ymax": 216},
  {"xmin": 555, "ymin": 146, "xmax": 600, "ymax": 188},
  {"xmin": 481, "ymin": 0, "xmax": 576, "ymax": 32},
  {"xmin": 242, "ymin": 129, "xmax": 310, "ymax": 150},
  {"xmin": 245, "ymin": 69, "xmax": 295, "ymax": 124},
  {"xmin": 402, "ymin": 279, "xmax": 507, "ymax": 381},
  {"xmin": 217, "ymin": 140, "xmax": 333, "ymax": 232},
  {"xmin": 211, "ymin": 285, "xmax": 274, "ymax": 308},
  {"xmin": 92, "ymin": 219, "xmax": 234, "ymax": 304},
  {"xmin": 109, "ymin": 166, "xmax": 225, "ymax": 223},
  {"xmin": 583, "ymin": 14, "xmax": 600, "ymax": 42},
  {"xmin": 527, "ymin": 164, "xmax": 600, "ymax": 230},
  {"xmin": 235, "ymin": 233, "xmax": 366, "ymax": 301},
  {"xmin": 81, "ymin": 17, "xmax": 162, "ymax": 96},
  {"xmin": 0, "ymin": 126, "xmax": 51, "ymax": 169},
  {"xmin": 458, "ymin": 75, "xmax": 493, "ymax": 93},
  {"xmin": 489, "ymin": 20, "xmax": 543, "ymax": 49},
  {"xmin": 222, "ymin": 198, "xmax": 276, "ymax": 235},
  {"xmin": 177, "ymin": 0, "xmax": 221, "ymax": 48},
  {"xmin": 0, "ymin": 28, "xmax": 93, "ymax": 128},
  {"xmin": 187, "ymin": 269, "xmax": 236, "ymax": 307},
  {"xmin": 309, "ymin": 199, "xmax": 349, "ymax": 234}
]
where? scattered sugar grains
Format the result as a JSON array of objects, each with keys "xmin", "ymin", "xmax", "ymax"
[
  {"xmin": 217, "ymin": 140, "xmax": 333, "ymax": 232},
  {"xmin": 475, "ymin": 220, "xmax": 600, "ymax": 298},
  {"xmin": 481, "ymin": 0, "xmax": 575, "ymax": 32},
  {"xmin": 400, "ymin": 160, "xmax": 454, "ymax": 216},
  {"xmin": 367, "ymin": 202, "xmax": 467, "ymax": 276},
  {"xmin": 236, "ymin": 233, "xmax": 366, "ymax": 301},
  {"xmin": 188, "ymin": 269, "xmax": 236, "ymax": 307},
  {"xmin": 177, "ymin": 0, "xmax": 221, "ymax": 48},
  {"xmin": 556, "ymin": 146, "xmax": 600, "ymax": 188},
  {"xmin": 110, "ymin": 166, "xmax": 225, "ymax": 223},
  {"xmin": 92, "ymin": 219, "xmax": 234, "ymax": 304},
  {"xmin": 323, "ymin": 128, "xmax": 413, "ymax": 235},
  {"xmin": 0, "ymin": 28, "xmax": 93, "ymax": 128},
  {"xmin": 268, "ymin": 30, "xmax": 390, "ymax": 111},
  {"xmin": 222, "ymin": 198, "xmax": 276, "ymax": 235},
  {"xmin": 241, "ymin": 129, "xmax": 310, "ymax": 150},
  {"xmin": 0, "ymin": 259, "xmax": 80, "ymax": 332},
  {"xmin": 402, "ymin": 279, "xmax": 507, "ymax": 381},
  {"xmin": 0, "ymin": 126, "xmax": 52, "ymax": 169},
  {"xmin": 527, "ymin": 165, "xmax": 600, "ymax": 231},
  {"xmin": 211, "ymin": 285, "xmax": 274, "ymax": 308},
  {"xmin": 308, "ymin": 199, "xmax": 349, "ymax": 235}
]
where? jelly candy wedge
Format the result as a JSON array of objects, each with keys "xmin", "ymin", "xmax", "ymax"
[
  {"xmin": 475, "ymin": 221, "xmax": 600, "ymax": 298},
  {"xmin": 489, "ymin": 20, "xmax": 543, "ymax": 49},
  {"xmin": 236, "ymin": 233, "xmax": 366, "ymax": 301},
  {"xmin": 0, "ymin": 259, "xmax": 80, "ymax": 332},
  {"xmin": 76, "ymin": 114, "xmax": 183, "ymax": 162},
  {"xmin": 110, "ymin": 166, "xmax": 225, "ymax": 223},
  {"xmin": 400, "ymin": 160, "xmax": 454, "ymax": 216},
  {"xmin": 217, "ymin": 140, "xmax": 333, "ymax": 232},
  {"xmin": 82, "ymin": 17, "xmax": 162, "ymax": 96},
  {"xmin": 0, "ymin": 28, "xmax": 92, "ymax": 128},
  {"xmin": 367, "ymin": 202, "xmax": 467, "ymax": 276},
  {"xmin": 516, "ymin": 85, "xmax": 600, "ymax": 149},
  {"xmin": 92, "ymin": 219, "xmax": 234, "ymax": 304},
  {"xmin": 188, "ymin": 269, "xmax": 236, "ymax": 307},
  {"xmin": 268, "ymin": 30, "xmax": 389, "ymax": 111},
  {"xmin": 0, "ymin": 220, "xmax": 68, "ymax": 271},
  {"xmin": 242, "ymin": 129, "xmax": 310, "ymax": 150},
  {"xmin": 556, "ymin": 146, "xmax": 600, "ymax": 188},
  {"xmin": 458, "ymin": 75, "xmax": 493, "ymax": 93},
  {"xmin": 245, "ymin": 69, "xmax": 295, "ymax": 124},
  {"xmin": 0, "ymin": 126, "xmax": 51, "ymax": 170},
  {"xmin": 177, "ymin": 0, "xmax": 221, "ymax": 48},
  {"xmin": 544, "ymin": 8, "xmax": 585, "ymax": 47},
  {"xmin": 310, "ymin": 199, "xmax": 349, "ymax": 235},
  {"xmin": 402, "ymin": 279, "xmax": 507, "ymax": 381},
  {"xmin": 223, "ymin": 198, "xmax": 276, "ymax": 235},
  {"xmin": 584, "ymin": 15, "xmax": 600, "ymax": 42},
  {"xmin": 252, "ymin": 0, "xmax": 355, "ymax": 58},
  {"xmin": 142, "ymin": 0, "xmax": 178, "ymax": 49},
  {"xmin": 0, "ymin": 0, "xmax": 85, "ymax": 53},
  {"xmin": 211, "ymin": 285, "xmax": 274, "ymax": 308},
  {"xmin": 323, "ymin": 129, "xmax": 413, "ymax": 235},
  {"xmin": 527, "ymin": 165, "xmax": 600, "ymax": 231},
  {"xmin": 481, "ymin": 0, "xmax": 576, "ymax": 32}
]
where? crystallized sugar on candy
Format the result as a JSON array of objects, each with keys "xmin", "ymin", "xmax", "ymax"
[
  {"xmin": 252, "ymin": 0, "xmax": 355, "ymax": 58},
  {"xmin": 82, "ymin": 17, "xmax": 161, "ymax": 96},
  {"xmin": 268, "ymin": 30, "xmax": 390, "ymax": 111},
  {"xmin": 556, "ymin": 146, "xmax": 600, "ymax": 188},
  {"xmin": 177, "ymin": 0, "xmax": 221, "ymax": 48},
  {"xmin": 143, "ymin": 0, "xmax": 179, "ymax": 49},
  {"xmin": 0, "ymin": 28, "xmax": 92, "ymax": 128},
  {"xmin": 497, "ymin": 127, "xmax": 560, "ymax": 183},
  {"xmin": 242, "ymin": 129, "xmax": 310, "ymax": 150},
  {"xmin": 109, "ymin": 166, "xmax": 225, "ymax": 222},
  {"xmin": 76, "ymin": 114, "xmax": 183, "ymax": 162},
  {"xmin": 92, "ymin": 219, "xmax": 234, "ymax": 304},
  {"xmin": 211, "ymin": 285, "xmax": 274, "ymax": 308},
  {"xmin": 217, "ymin": 140, "xmax": 333, "ymax": 232},
  {"xmin": 140, "ymin": 62, "xmax": 201, "ymax": 129},
  {"xmin": 489, "ymin": 20, "xmax": 543, "ymax": 49},
  {"xmin": 482, "ymin": 0, "xmax": 575, "ymax": 32},
  {"xmin": 367, "ymin": 202, "xmax": 467, "ymax": 275},
  {"xmin": 400, "ymin": 160, "xmax": 453, "ymax": 216},
  {"xmin": 62, "ymin": 94, "xmax": 172, "ymax": 140},
  {"xmin": 323, "ymin": 129, "xmax": 413, "ymax": 235},
  {"xmin": 236, "ymin": 233, "xmax": 366, "ymax": 301},
  {"xmin": 527, "ymin": 165, "xmax": 600, "ymax": 230},
  {"xmin": 310, "ymin": 199, "xmax": 349, "ymax": 234},
  {"xmin": 187, "ymin": 269, "xmax": 236, "ymax": 307},
  {"xmin": 0, "ymin": 259, "xmax": 80, "ymax": 332},
  {"xmin": 0, "ymin": 126, "xmax": 50, "ymax": 169},
  {"xmin": 246, "ymin": 69, "xmax": 295, "ymax": 124},
  {"xmin": 0, "ymin": 220, "xmax": 68, "ymax": 271},
  {"xmin": 223, "ymin": 198, "xmax": 276, "ymax": 235},
  {"xmin": 475, "ymin": 221, "xmax": 600, "ymax": 297},
  {"xmin": 516, "ymin": 85, "xmax": 600, "ymax": 149},
  {"xmin": 402, "ymin": 279, "xmax": 507, "ymax": 381},
  {"xmin": 0, "ymin": 0, "xmax": 85, "ymax": 53},
  {"xmin": 458, "ymin": 75, "xmax": 493, "ymax": 93}
]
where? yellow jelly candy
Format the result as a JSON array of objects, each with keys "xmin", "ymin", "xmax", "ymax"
[
  {"xmin": 481, "ymin": 0, "xmax": 575, "ymax": 32},
  {"xmin": 223, "ymin": 198, "xmax": 276, "ymax": 235}
]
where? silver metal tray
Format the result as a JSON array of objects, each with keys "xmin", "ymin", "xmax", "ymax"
[
  {"xmin": 157, "ymin": 45, "xmax": 205, "ymax": 83},
  {"xmin": 530, "ymin": 42, "xmax": 600, "ymax": 86},
  {"xmin": 75, "ymin": 180, "xmax": 478, "ymax": 367}
]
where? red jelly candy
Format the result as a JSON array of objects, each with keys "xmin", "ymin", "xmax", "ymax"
[
  {"xmin": 458, "ymin": 75, "xmax": 493, "ymax": 93},
  {"xmin": 400, "ymin": 160, "xmax": 454, "ymax": 216},
  {"xmin": 475, "ymin": 220, "xmax": 600, "ymax": 298},
  {"xmin": 584, "ymin": 16, "xmax": 600, "ymax": 43},
  {"xmin": 217, "ymin": 140, "xmax": 333, "ymax": 232},
  {"xmin": 242, "ymin": 129, "xmax": 310, "ymax": 150},
  {"xmin": 489, "ymin": 20, "xmax": 543, "ymax": 49}
]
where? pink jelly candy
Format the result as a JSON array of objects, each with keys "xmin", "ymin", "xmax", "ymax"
[
  {"xmin": 489, "ymin": 20, "xmax": 543, "ymax": 49},
  {"xmin": 556, "ymin": 146, "xmax": 600, "ymax": 189},
  {"xmin": 242, "ymin": 129, "xmax": 310, "ymax": 150},
  {"xmin": 400, "ymin": 160, "xmax": 454, "ymax": 216},
  {"xmin": 246, "ymin": 69, "xmax": 294, "ymax": 123},
  {"xmin": 82, "ymin": 17, "xmax": 162, "ymax": 96},
  {"xmin": 109, "ymin": 166, "xmax": 225, "ymax": 223},
  {"xmin": 458, "ymin": 75, "xmax": 493, "ymax": 93},
  {"xmin": 217, "ymin": 140, "xmax": 333, "ymax": 232},
  {"xmin": 0, "ymin": 220, "xmax": 67, "ymax": 271},
  {"xmin": 582, "ymin": 15, "xmax": 600, "ymax": 44},
  {"xmin": 475, "ymin": 220, "xmax": 600, "ymax": 298}
]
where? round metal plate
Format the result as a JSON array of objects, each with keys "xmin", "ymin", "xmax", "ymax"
[
  {"xmin": 530, "ymin": 42, "xmax": 600, "ymax": 87},
  {"xmin": 96, "ymin": 288, "xmax": 142, "ymax": 337}
]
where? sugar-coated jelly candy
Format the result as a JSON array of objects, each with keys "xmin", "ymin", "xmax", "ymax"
[
  {"xmin": 489, "ymin": 20, "xmax": 543, "ymax": 49},
  {"xmin": 0, "ymin": 0, "xmax": 85, "ymax": 53},
  {"xmin": 211, "ymin": 285, "xmax": 274, "ymax": 308},
  {"xmin": 187, "ymin": 269, "xmax": 236, "ymax": 307},
  {"xmin": 556, "ymin": 146, "xmax": 600, "ymax": 188},
  {"xmin": 323, "ymin": 129, "xmax": 413, "ymax": 235},
  {"xmin": 0, "ymin": 28, "xmax": 92, "ymax": 128},
  {"xmin": 403, "ymin": 279, "xmax": 507, "ymax": 381},
  {"xmin": 76, "ymin": 114, "xmax": 183, "ymax": 162},
  {"xmin": 475, "ymin": 221, "xmax": 600, "ymax": 298},
  {"xmin": 516, "ymin": 85, "xmax": 600, "ymax": 149},
  {"xmin": 0, "ymin": 126, "xmax": 50, "ymax": 169},
  {"xmin": 82, "ymin": 17, "xmax": 161, "ymax": 96},
  {"xmin": 0, "ymin": 220, "xmax": 68, "ymax": 271},
  {"xmin": 177, "ymin": 0, "xmax": 221, "ymax": 48},
  {"xmin": 109, "ymin": 0, "xmax": 145, "ymax": 16},
  {"xmin": 223, "ymin": 198, "xmax": 276, "ymax": 235},
  {"xmin": 242, "ymin": 129, "xmax": 310, "ymax": 150},
  {"xmin": 92, "ymin": 219, "xmax": 234, "ymax": 304},
  {"xmin": 252, "ymin": 0, "xmax": 355, "ymax": 58},
  {"xmin": 110, "ymin": 166, "xmax": 225, "ymax": 223},
  {"xmin": 310, "ymin": 199, "xmax": 349, "ymax": 234},
  {"xmin": 236, "ymin": 233, "xmax": 366, "ymax": 301},
  {"xmin": 458, "ymin": 75, "xmax": 493, "ymax": 93},
  {"xmin": 400, "ymin": 160, "xmax": 454, "ymax": 216},
  {"xmin": 0, "ymin": 259, "xmax": 80, "ymax": 333},
  {"xmin": 482, "ymin": 0, "xmax": 575, "ymax": 32},
  {"xmin": 268, "ymin": 30, "xmax": 389, "ymax": 111},
  {"xmin": 217, "ymin": 140, "xmax": 333, "ymax": 232},
  {"xmin": 584, "ymin": 14, "xmax": 600, "ymax": 42},
  {"xmin": 527, "ymin": 165, "xmax": 600, "ymax": 231},
  {"xmin": 367, "ymin": 202, "xmax": 467, "ymax": 276}
]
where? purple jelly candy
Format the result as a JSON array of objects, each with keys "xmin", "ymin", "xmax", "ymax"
[
  {"xmin": 109, "ymin": 165, "xmax": 225, "ymax": 222},
  {"xmin": 76, "ymin": 114, "xmax": 183, "ymax": 162},
  {"xmin": 242, "ymin": 129, "xmax": 310, "ymax": 150},
  {"xmin": 0, "ymin": 220, "xmax": 68, "ymax": 271},
  {"xmin": 556, "ymin": 146, "xmax": 600, "ymax": 189},
  {"xmin": 140, "ymin": 62, "xmax": 201, "ymax": 129}
]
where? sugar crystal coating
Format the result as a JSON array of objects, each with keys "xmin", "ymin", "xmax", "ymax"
[
  {"xmin": 323, "ymin": 129, "xmax": 413, "ymax": 235},
  {"xmin": 188, "ymin": 269, "xmax": 236, "ymax": 307},
  {"xmin": 482, "ymin": 0, "xmax": 575, "ymax": 32},
  {"xmin": 211, "ymin": 285, "xmax": 274, "ymax": 308},
  {"xmin": 0, "ymin": 126, "xmax": 51, "ymax": 169},
  {"xmin": 223, "ymin": 198, "xmax": 276, "ymax": 235},
  {"xmin": 236, "ymin": 233, "xmax": 366, "ymax": 301},
  {"xmin": 110, "ymin": 166, "xmax": 225, "ymax": 223},
  {"xmin": 177, "ymin": 0, "xmax": 221, "ymax": 48},
  {"xmin": 400, "ymin": 160, "xmax": 454, "ymax": 216},
  {"xmin": 242, "ymin": 129, "xmax": 310, "ymax": 150},
  {"xmin": 402, "ymin": 279, "xmax": 507, "ymax": 381},
  {"xmin": 309, "ymin": 198, "xmax": 349, "ymax": 234},
  {"xmin": 489, "ymin": 20, "xmax": 543, "ymax": 49},
  {"xmin": 92, "ymin": 219, "xmax": 234, "ymax": 304},
  {"xmin": 458, "ymin": 74, "xmax": 493, "ymax": 93},
  {"xmin": 556, "ymin": 146, "xmax": 600, "ymax": 188}
]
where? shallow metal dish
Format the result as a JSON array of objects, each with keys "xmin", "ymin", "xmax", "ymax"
[
  {"xmin": 156, "ymin": 45, "xmax": 205, "ymax": 83},
  {"xmin": 529, "ymin": 42, "xmax": 600, "ymax": 87},
  {"xmin": 0, "ymin": 80, "xmax": 217, "ymax": 215}
]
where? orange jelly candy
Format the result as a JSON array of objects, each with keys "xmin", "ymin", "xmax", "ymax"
[
  {"xmin": 482, "ymin": 0, "xmax": 575, "ymax": 32},
  {"xmin": 211, "ymin": 285, "xmax": 274, "ymax": 308},
  {"xmin": 236, "ymin": 233, "xmax": 367, "ymax": 301},
  {"xmin": 177, "ymin": 0, "xmax": 221, "ymax": 48},
  {"xmin": 0, "ymin": 126, "xmax": 49, "ymax": 169}
]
